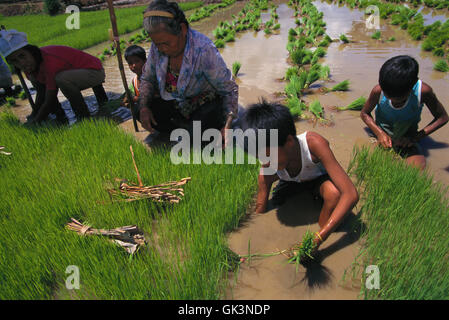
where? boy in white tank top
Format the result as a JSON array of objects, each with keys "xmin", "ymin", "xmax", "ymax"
[{"xmin": 241, "ymin": 100, "xmax": 359, "ymax": 256}]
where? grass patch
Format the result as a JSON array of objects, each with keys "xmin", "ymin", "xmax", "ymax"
[
  {"xmin": 0, "ymin": 113, "xmax": 258, "ymax": 299},
  {"xmin": 0, "ymin": 2, "xmax": 203, "ymax": 49},
  {"xmin": 348, "ymin": 146, "xmax": 449, "ymax": 299}
]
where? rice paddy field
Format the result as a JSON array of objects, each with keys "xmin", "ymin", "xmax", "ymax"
[{"xmin": 2, "ymin": 0, "xmax": 449, "ymax": 300}]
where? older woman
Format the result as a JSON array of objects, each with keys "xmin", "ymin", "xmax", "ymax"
[
  {"xmin": 0, "ymin": 29, "xmax": 107, "ymax": 124},
  {"xmin": 138, "ymin": 0, "xmax": 238, "ymax": 136}
]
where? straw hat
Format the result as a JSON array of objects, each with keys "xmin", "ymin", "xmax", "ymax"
[{"xmin": 0, "ymin": 29, "xmax": 28, "ymax": 58}]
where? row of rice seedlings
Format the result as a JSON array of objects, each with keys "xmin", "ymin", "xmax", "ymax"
[
  {"xmin": 212, "ymin": 0, "xmax": 277, "ymax": 48},
  {"xmin": 283, "ymin": 0, "xmax": 333, "ymax": 120},
  {"xmin": 332, "ymin": 0, "xmax": 449, "ymax": 61},
  {"xmin": 347, "ymin": 145, "xmax": 449, "ymax": 299},
  {"xmin": 0, "ymin": 112, "xmax": 259, "ymax": 299}
]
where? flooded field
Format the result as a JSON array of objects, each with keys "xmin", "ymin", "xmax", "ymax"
[{"xmin": 6, "ymin": 0, "xmax": 449, "ymax": 300}]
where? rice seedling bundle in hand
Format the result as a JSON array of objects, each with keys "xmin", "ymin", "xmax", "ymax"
[
  {"xmin": 336, "ymin": 96, "xmax": 366, "ymax": 111},
  {"xmin": 286, "ymin": 230, "xmax": 317, "ymax": 272}
]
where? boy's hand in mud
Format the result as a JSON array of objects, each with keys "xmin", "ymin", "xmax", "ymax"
[
  {"xmin": 377, "ymin": 132, "xmax": 392, "ymax": 149},
  {"xmin": 140, "ymin": 107, "xmax": 158, "ymax": 133}
]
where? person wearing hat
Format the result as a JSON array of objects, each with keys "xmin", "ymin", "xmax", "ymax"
[
  {"xmin": 138, "ymin": 0, "xmax": 238, "ymax": 139},
  {"xmin": 0, "ymin": 54, "xmax": 14, "ymax": 97},
  {"xmin": 0, "ymin": 29, "xmax": 108, "ymax": 124}
]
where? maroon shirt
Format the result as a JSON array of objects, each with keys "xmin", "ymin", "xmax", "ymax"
[{"xmin": 26, "ymin": 46, "xmax": 102, "ymax": 90}]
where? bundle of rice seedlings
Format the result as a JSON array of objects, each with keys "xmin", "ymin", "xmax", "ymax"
[
  {"xmin": 287, "ymin": 96, "xmax": 305, "ymax": 118},
  {"xmin": 273, "ymin": 23, "xmax": 281, "ymax": 30},
  {"xmin": 285, "ymin": 66, "xmax": 300, "ymax": 80},
  {"xmin": 330, "ymin": 79, "xmax": 350, "ymax": 91},
  {"xmin": 313, "ymin": 47, "xmax": 326, "ymax": 58},
  {"xmin": 336, "ymin": 96, "xmax": 366, "ymax": 111},
  {"xmin": 305, "ymin": 70, "xmax": 320, "ymax": 88},
  {"xmin": 286, "ymin": 230, "xmax": 317, "ymax": 272},
  {"xmin": 232, "ymin": 61, "xmax": 241, "ymax": 77},
  {"xmin": 224, "ymin": 32, "xmax": 235, "ymax": 42},
  {"xmin": 319, "ymin": 65, "xmax": 331, "ymax": 80},
  {"xmin": 371, "ymin": 31, "xmax": 381, "ymax": 40},
  {"xmin": 433, "ymin": 59, "xmax": 449, "ymax": 72},
  {"xmin": 214, "ymin": 39, "xmax": 225, "ymax": 48},
  {"xmin": 340, "ymin": 34, "xmax": 350, "ymax": 43},
  {"xmin": 432, "ymin": 47, "xmax": 445, "ymax": 57},
  {"xmin": 318, "ymin": 39, "xmax": 330, "ymax": 47},
  {"xmin": 308, "ymin": 100, "xmax": 324, "ymax": 118},
  {"xmin": 388, "ymin": 37, "xmax": 396, "ymax": 41},
  {"xmin": 264, "ymin": 27, "xmax": 272, "ymax": 34}
]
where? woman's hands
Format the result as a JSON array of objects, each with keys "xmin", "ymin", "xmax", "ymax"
[{"xmin": 139, "ymin": 107, "xmax": 158, "ymax": 133}]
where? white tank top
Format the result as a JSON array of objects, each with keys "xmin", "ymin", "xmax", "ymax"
[{"xmin": 276, "ymin": 132, "xmax": 327, "ymax": 182}]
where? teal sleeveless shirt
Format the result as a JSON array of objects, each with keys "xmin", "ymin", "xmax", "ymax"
[{"xmin": 375, "ymin": 80, "xmax": 423, "ymax": 139}]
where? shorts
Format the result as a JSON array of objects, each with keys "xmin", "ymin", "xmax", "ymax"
[
  {"xmin": 392, "ymin": 142, "xmax": 422, "ymax": 158},
  {"xmin": 271, "ymin": 174, "xmax": 331, "ymax": 206}
]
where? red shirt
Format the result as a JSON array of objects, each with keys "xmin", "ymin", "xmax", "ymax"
[{"xmin": 27, "ymin": 46, "xmax": 102, "ymax": 90}]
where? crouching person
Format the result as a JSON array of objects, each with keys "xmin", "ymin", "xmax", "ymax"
[{"xmin": 241, "ymin": 100, "xmax": 359, "ymax": 254}]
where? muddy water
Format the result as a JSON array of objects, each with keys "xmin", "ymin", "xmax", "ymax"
[{"xmin": 6, "ymin": 0, "xmax": 449, "ymax": 300}]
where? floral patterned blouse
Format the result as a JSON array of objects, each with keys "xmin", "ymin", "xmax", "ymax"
[{"xmin": 138, "ymin": 28, "xmax": 238, "ymax": 119}]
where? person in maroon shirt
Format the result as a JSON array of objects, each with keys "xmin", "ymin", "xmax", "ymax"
[{"xmin": 5, "ymin": 37, "xmax": 107, "ymax": 124}]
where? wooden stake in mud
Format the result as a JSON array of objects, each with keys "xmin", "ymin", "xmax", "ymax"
[{"xmin": 106, "ymin": 0, "xmax": 138, "ymax": 132}]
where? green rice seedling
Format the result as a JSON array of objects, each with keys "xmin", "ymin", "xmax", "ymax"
[
  {"xmin": 388, "ymin": 37, "xmax": 396, "ymax": 41},
  {"xmin": 214, "ymin": 39, "xmax": 225, "ymax": 49},
  {"xmin": 285, "ymin": 66, "xmax": 300, "ymax": 80},
  {"xmin": 330, "ymin": 79, "xmax": 350, "ymax": 91},
  {"xmin": 18, "ymin": 91, "xmax": 27, "ymax": 100},
  {"xmin": 5, "ymin": 97, "xmax": 16, "ymax": 107},
  {"xmin": 289, "ymin": 28, "xmax": 298, "ymax": 36},
  {"xmin": 273, "ymin": 24, "xmax": 281, "ymax": 30},
  {"xmin": 336, "ymin": 96, "xmax": 366, "ymax": 111},
  {"xmin": 305, "ymin": 70, "xmax": 320, "ymax": 88},
  {"xmin": 313, "ymin": 47, "xmax": 326, "ymax": 58},
  {"xmin": 98, "ymin": 54, "xmax": 105, "ymax": 62},
  {"xmin": 433, "ymin": 48, "xmax": 445, "ymax": 57},
  {"xmin": 308, "ymin": 100, "xmax": 324, "ymax": 119},
  {"xmin": 264, "ymin": 27, "xmax": 272, "ymax": 35},
  {"xmin": 232, "ymin": 61, "xmax": 241, "ymax": 77},
  {"xmin": 224, "ymin": 32, "xmax": 235, "ymax": 43},
  {"xmin": 287, "ymin": 96, "xmax": 304, "ymax": 118},
  {"xmin": 319, "ymin": 65, "xmax": 330, "ymax": 80},
  {"xmin": 371, "ymin": 31, "xmax": 381, "ymax": 40},
  {"xmin": 0, "ymin": 113, "xmax": 259, "ymax": 299},
  {"xmin": 287, "ymin": 230, "xmax": 316, "ymax": 272},
  {"xmin": 302, "ymin": 55, "xmax": 312, "ymax": 65},
  {"xmin": 285, "ymin": 74, "xmax": 304, "ymax": 97},
  {"xmin": 433, "ymin": 60, "xmax": 449, "ymax": 72},
  {"xmin": 318, "ymin": 38, "xmax": 330, "ymax": 47},
  {"xmin": 340, "ymin": 34, "xmax": 350, "ymax": 43},
  {"xmin": 348, "ymin": 145, "xmax": 449, "ymax": 299},
  {"xmin": 103, "ymin": 48, "xmax": 111, "ymax": 55}
]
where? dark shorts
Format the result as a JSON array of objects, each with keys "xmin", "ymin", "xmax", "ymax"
[
  {"xmin": 271, "ymin": 174, "xmax": 331, "ymax": 206},
  {"xmin": 392, "ymin": 143, "xmax": 422, "ymax": 158},
  {"xmin": 138, "ymin": 96, "xmax": 226, "ymax": 136}
]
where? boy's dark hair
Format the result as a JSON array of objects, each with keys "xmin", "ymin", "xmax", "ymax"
[
  {"xmin": 379, "ymin": 55, "xmax": 419, "ymax": 98},
  {"xmin": 241, "ymin": 98, "xmax": 297, "ymax": 148},
  {"xmin": 124, "ymin": 45, "xmax": 147, "ymax": 62},
  {"xmin": 143, "ymin": 0, "xmax": 189, "ymax": 35}
]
